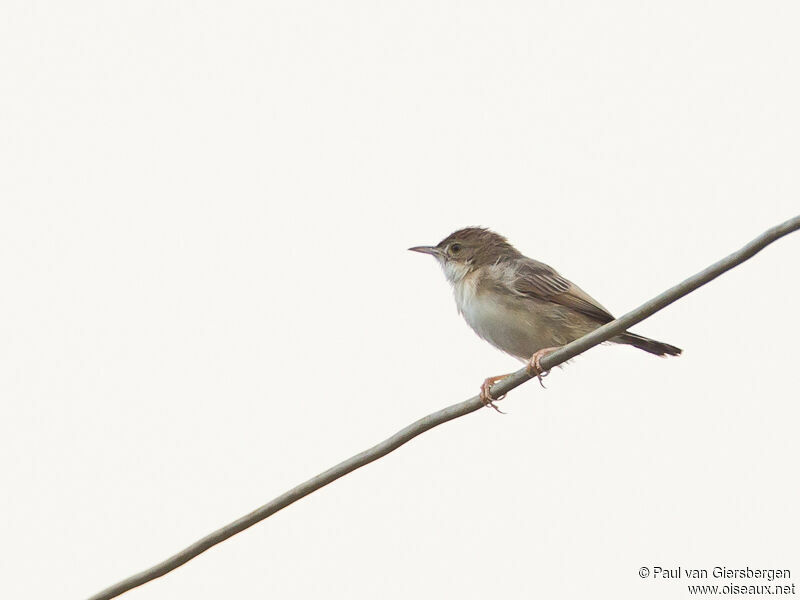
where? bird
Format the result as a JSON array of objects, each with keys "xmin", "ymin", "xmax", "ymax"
[{"xmin": 409, "ymin": 227, "xmax": 681, "ymax": 411}]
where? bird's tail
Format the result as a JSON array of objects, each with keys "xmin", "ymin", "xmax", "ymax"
[{"xmin": 615, "ymin": 332, "xmax": 682, "ymax": 357}]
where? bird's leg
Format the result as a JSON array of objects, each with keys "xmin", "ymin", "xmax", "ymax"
[
  {"xmin": 479, "ymin": 373, "xmax": 512, "ymax": 414},
  {"xmin": 526, "ymin": 347, "xmax": 561, "ymax": 387}
]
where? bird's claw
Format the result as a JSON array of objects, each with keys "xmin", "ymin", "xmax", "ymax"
[
  {"xmin": 480, "ymin": 376, "xmax": 508, "ymax": 414},
  {"xmin": 525, "ymin": 347, "xmax": 560, "ymax": 388}
]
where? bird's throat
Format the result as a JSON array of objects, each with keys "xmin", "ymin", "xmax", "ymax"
[{"xmin": 442, "ymin": 260, "xmax": 472, "ymax": 285}]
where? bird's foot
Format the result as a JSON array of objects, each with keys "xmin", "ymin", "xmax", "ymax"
[
  {"xmin": 479, "ymin": 374, "xmax": 512, "ymax": 414},
  {"xmin": 525, "ymin": 347, "xmax": 561, "ymax": 387}
]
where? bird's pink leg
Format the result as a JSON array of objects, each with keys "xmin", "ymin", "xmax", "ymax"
[
  {"xmin": 526, "ymin": 346, "xmax": 561, "ymax": 387},
  {"xmin": 479, "ymin": 373, "xmax": 513, "ymax": 413}
]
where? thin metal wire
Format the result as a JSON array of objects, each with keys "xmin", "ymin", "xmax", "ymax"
[{"xmin": 88, "ymin": 215, "xmax": 800, "ymax": 600}]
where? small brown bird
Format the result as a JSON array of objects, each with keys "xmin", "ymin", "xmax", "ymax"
[{"xmin": 410, "ymin": 227, "xmax": 681, "ymax": 410}]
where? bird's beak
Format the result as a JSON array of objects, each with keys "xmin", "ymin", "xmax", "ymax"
[{"xmin": 408, "ymin": 245, "xmax": 441, "ymax": 256}]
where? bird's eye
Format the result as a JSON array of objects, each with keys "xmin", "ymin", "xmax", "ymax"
[{"xmin": 450, "ymin": 243, "xmax": 462, "ymax": 254}]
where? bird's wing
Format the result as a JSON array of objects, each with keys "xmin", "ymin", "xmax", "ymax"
[{"xmin": 510, "ymin": 258, "xmax": 615, "ymax": 324}]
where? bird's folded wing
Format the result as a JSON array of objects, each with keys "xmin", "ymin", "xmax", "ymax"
[{"xmin": 511, "ymin": 258, "xmax": 615, "ymax": 324}]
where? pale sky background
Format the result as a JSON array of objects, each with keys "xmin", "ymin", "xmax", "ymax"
[{"xmin": 1, "ymin": 2, "xmax": 799, "ymax": 599}]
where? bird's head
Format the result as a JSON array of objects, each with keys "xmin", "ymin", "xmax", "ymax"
[{"xmin": 409, "ymin": 227, "xmax": 521, "ymax": 283}]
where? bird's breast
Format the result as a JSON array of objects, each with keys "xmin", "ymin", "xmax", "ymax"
[{"xmin": 453, "ymin": 279, "xmax": 552, "ymax": 361}]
